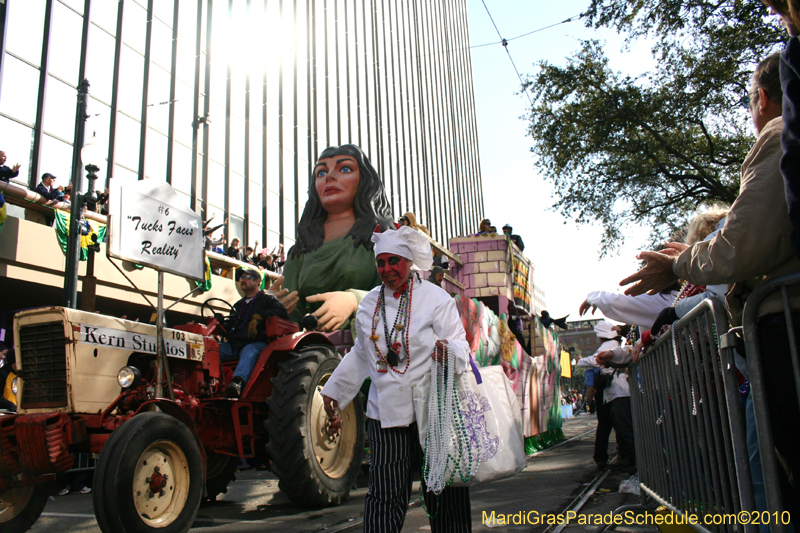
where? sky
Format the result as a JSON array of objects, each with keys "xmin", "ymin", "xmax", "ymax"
[{"xmin": 465, "ymin": 0, "xmax": 657, "ymax": 322}]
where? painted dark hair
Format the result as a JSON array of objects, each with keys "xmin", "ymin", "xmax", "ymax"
[{"xmin": 289, "ymin": 144, "xmax": 393, "ymax": 258}]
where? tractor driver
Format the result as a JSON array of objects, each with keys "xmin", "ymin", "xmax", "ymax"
[{"xmin": 219, "ymin": 270, "xmax": 289, "ymax": 398}]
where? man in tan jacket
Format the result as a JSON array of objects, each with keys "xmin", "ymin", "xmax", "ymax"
[{"xmin": 620, "ymin": 53, "xmax": 799, "ymax": 519}]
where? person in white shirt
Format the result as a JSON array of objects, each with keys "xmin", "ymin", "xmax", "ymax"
[
  {"xmin": 577, "ymin": 321, "xmax": 636, "ymax": 469},
  {"xmin": 321, "ymin": 226, "xmax": 471, "ymax": 532},
  {"xmin": 579, "ymin": 289, "xmax": 678, "ymax": 331}
]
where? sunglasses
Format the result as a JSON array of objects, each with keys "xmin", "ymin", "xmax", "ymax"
[{"xmin": 240, "ymin": 274, "xmax": 258, "ymax": 281}]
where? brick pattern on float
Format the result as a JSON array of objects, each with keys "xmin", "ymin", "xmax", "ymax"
[{"xmin": 448, "ymin": 236, "xmax": 514, "ymax": 300}]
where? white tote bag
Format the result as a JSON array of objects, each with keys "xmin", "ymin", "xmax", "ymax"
[{"xmin": 412, "ymin": 363, "xmax": 526, "ymax": 487}]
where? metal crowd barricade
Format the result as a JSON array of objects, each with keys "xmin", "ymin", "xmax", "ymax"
[
  {"xmin": 739, "ymin": 271, "xmax": 800, "ymax": 533},
  {"xmin": 629, "ymin": 298, "xmax": 756, "ymax": 533}
]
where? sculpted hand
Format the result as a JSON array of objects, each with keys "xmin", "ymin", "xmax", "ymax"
[
  {"xmin": 308, "ymin": 291, "xmax": 358, "ymax": 332},
  {"xmin": 579, "ymin": 299, "xmax": 597, "ymax": 316},
  {"xmin": 619, "ymin": 251, "xmax": 678, "ymax": 296},
  {"xmin": 323, "ymin": 395, "xmax": 341, "ymax": 436},
  {"xmin": 266, "ymin": 275, "xmax": 299, "ymax": 314},
  {"xmin": 431, "ymin": 340, "xmax": 449, "ymax": 363}
]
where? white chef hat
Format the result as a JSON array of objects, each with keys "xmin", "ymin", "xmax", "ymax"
[
  {"xmin": 594, "ymin": 321, "xmax": 616, "ymax": 340},
  {"xmin": 371, "ymin": 225, "xmax": 433, "ymax": 271}
]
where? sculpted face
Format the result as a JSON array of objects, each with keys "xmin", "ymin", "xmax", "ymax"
[
  {"xmin": 376, "ymin": 253, "xmax": 412, "ymax": 291},
  {"xmin": 315, "ymin": 156, "xmax": 360, "ymax": 214}
]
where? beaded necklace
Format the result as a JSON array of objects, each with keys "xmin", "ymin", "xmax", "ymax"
[
  {"xmin": 422, "ymin": 345, "xmax": 479, "ymax": 499},
  {"xmin": 625, "ymin": 326, "xmax": 639, "ymax": 346},
  {"xmin": 673, "ymin": 280, "xmax": 705, "ymax": 305},
  {"xmin": 370, "ymin": 275, "xmax": 414, "ymax": 373}
]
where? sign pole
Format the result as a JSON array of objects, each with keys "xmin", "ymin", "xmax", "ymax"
[
  {"xmin": 154, "ymin": 271, "xmax": 176, "ymax": 401},
  {"xmin": 155, "ymin": 271, "xmax": 164, "ymax": 398},
  {"xmin": 63, "ymin": 79, "xmax": 90, "ymax": 309}
]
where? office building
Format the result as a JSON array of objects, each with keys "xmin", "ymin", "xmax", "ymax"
[{"xmin": 0, "ymin": 0, "xmax": 484, "ymax": 251}]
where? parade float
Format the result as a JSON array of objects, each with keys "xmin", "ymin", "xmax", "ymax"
[
  {"xmin": 430, "ymin": 233, "xmax": 564, "ymax": 453},
  {"xmin": 0, "ymin": 144, "xmax": 563, "ymax": 533}
]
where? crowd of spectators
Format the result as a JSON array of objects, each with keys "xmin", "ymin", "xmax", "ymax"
[
  {"xmin": 572, "ymin": 46, "xmax": 799, "ymax": 523},
  {"xmin": 200, "ymin": 212, "xmax": 287, "ymax": 278},
  {"xmin": 559, "ymin": 388, "xmax": 583, "ymax": 407},
  {"xmin": 0, "ymin": 155, "xmax": 111, "ymax": 228},
  {"xmin": 0, "ymin": 160, "xmax": 288, "ymax": 285}
]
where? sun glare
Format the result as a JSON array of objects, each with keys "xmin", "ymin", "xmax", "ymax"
[{"xmin": 211, "ymin": 0, "xmax": 297, "ymax": 81}]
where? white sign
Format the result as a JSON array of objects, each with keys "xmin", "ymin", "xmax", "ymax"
[
  {"xmin": 107, "ymin": 179, "xmax": 204, "ymax": 280},
  {"xmin": 78, "ymin": 323, "xmax": 204, "ymax": 361}
]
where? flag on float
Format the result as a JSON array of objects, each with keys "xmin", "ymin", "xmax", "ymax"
[
  {"xmin": 54, "ymin": 210, "xmax": 107, "ymax": 261},
  {"xmin": 194, "ymin": 256, "xmax": 212, "ymax": 292}
]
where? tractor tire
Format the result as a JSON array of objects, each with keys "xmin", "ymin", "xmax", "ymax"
[
  {"xmin": 204, "ymin": 453, "xmax": 238, "ymax": 502},
  {"xmin": 265, "ymin": 346, "xmax": 365, "ymax": 507},
  {"xmin": 0, "ymin": 481, "xmax": 51, "ymax": 533},
  {"xmin": 92, "ymin": 412, "xmax": 204, "ymax": 533}
]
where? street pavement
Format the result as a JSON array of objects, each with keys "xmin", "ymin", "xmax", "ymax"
[{"xmin": 30, "ymin": 414, "xmax": 648, "ymax": 532}]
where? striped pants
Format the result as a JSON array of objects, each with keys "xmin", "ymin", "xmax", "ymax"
[{"xmin": 364, "ymin": 419, "xmax": 472, "ymax": 533}]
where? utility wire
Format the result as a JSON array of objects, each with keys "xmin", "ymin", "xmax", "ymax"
[
  {"xmin": 479, "ymin": 2, "xmax": 582, "ymax": 105},
  {"xmin": 415, "ymin": 12, "xmax": 584, "ymax": 60},
  {"xmin": 481, "ymin": 0, "xmax": 504, "ymax": 40},
  {"xmin": 470, "ymin": 14, "xmax": 582, "ymax": 49},
  {"xmin": 506, "ymin": 15, "xmax": 582, "ymax": 43},
  {"xmin": 502, "ymin": 43, "xmax": 532, "ymax": 106}
]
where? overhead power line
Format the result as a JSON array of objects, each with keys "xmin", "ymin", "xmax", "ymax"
[
  {"xmin": 477, "ymin": 1, "xmax": 583, "ymax": 105},
  {"xmin": 505, "ymin": 15, "xmax": 582, "ymax": 44}
]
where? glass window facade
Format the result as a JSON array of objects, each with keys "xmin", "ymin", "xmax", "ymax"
[{"xmin": 0, "ymin": 0, "xmax": 483, "ymax": 245}]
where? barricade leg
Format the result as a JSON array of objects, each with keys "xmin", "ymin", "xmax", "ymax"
[
  {"xmin": 630, "ymin": 298, "xmax": 757, "ymax": 533},
  {"xmin": 752, "ymin": 314, "xmax": 800, "ymax": 521},
  {"xmin": 741, "ymin": 273, "xmax": 800, "ymax": 533}
]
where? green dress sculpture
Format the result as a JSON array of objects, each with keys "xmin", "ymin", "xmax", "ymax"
[{"xmin": 281, "ymin": 145, "xmax": 393, "ymax": 330}]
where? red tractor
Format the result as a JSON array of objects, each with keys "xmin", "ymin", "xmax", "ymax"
[{"xmin": 0, "ymin": 304, "xmax": 364, "ymax": 533}]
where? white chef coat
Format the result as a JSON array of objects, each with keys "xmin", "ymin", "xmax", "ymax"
[
  {"xmin": 585, "ymin": 290, "xmax": 678, "ymax": 331},
  {"xmin": 321, "ymin": 278, "xmax": 470, "ymax": 428}
]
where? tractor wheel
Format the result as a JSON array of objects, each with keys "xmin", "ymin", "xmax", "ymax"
[
  {"xmin": 265, "ymin": 346, "xmax": 365, "ymax": 507},
  {"xmin": 204, "ymin": 453, "xmax": 238, "ymax": 502},
  {"xmin": 92, "ymin": 412, "xmax": 204, "ymax": 533},
  {"xmin": 0, "ymin": 481, "xmax": 51, "ymax": 533}
]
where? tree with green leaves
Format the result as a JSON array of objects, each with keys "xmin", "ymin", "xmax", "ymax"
[{"xmin": 524, "ymin": 0, "xmax": 786, "ymax": 254}]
